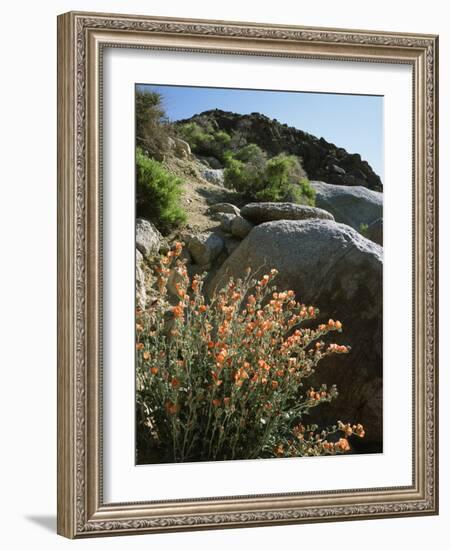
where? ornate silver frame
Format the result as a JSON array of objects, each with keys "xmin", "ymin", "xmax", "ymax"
[{"xmin": 57, "ymin": 11, "xmax": 439, "ymax": 538}]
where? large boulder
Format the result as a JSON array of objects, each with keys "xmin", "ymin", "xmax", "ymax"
[
  {"xmin": 209, "ymin": 219, "xmax": 383, "ymax": 451},
  {"xmin": 240, "ymin": 202, "xmax": 334, "ymax": 224},
  {"xmin": 207, "ymin": 202, "xmax": 241, "ymax": 217},
  {"xmin": 198, "ymin": 156, "xmax": 223, "ymax": 170},
  {"xmin": 200, "ymin": 167, "xmax": 225, "ymax": 187},
  {"xmin": 311, "ymin": 181, "xmax": 382, "ymax": 231},
  {"xmin": 136, "ymin": 218, "xmax": 162, "ymax": 258},
  {"xmin": 217, "ymin": 213, "xmax": 236, "ymax": 233},
  {"xmin": 231, "ymin": 215, "xmax": 254, "ymax": 239},
  {"xmin": 188, "ymin": 232, "xmax": 225, "ymax": 266}
]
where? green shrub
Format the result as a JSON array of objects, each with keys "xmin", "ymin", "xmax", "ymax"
[
  {"xmin": 136, "ymin": 90, "xmax": 172, "ymax": 160},
  {"xmin": 212, "ymin": 130, "xmax": 232, "ymax": 159},
  {"xmin": 233, "ymin": 143, "xmax": 266, "ymax": 164},
  {"xmin": 177, "ymin": 122, "xmax": 212, "ymax": 152},
  {"xmin": 225, "ymin": 150, "xmax": 314, "ymax": 205},
  {"xmin": 261, "ymin": 154, "xmax": 307, "ymax": 200},
  {"xmin": 223, "ymin": 156, "xmax": 262, "ymax": 195},
  {"xmin": 136, "ymin": 243, "xmax": 365, "ymax": 463},
  {"xmin": 297, "ymin": 178, "xmax": 316, "ymax": 206},
  {"xmin": 223, "ymin": 144, "xmax": 266, "ymax": 195},
  {"xmin": 359, "ymin": 223, "xmax": 369, "ymax": 238},
  {"xmin": 136, "ymin": 148, "xmax": 186, "ymax": 232},
  {"xmin": 177, "ymin": 123, "xmax": 231, "ymax": 162}
]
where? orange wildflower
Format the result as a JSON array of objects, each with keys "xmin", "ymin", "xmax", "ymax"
[
  {"xmin": 171, "ymin": 303, "xmax": 184, "ymax": 318},
  {"xmin": 292, "ymin": 424, "xmax": 305, "ymax": 438},
  {"xmin": 258, "ymin": 359, "xmax": 270, "ymax": 371},
  {"xmin": 175, "ymin": 283, "xmax": 186, "ymax": 298},
  {"xmin": 328, "ymin": 343, "xmax": 349, "ymax": 354},
  {"xmin": 234, "ymin": 367, "xmax": 249, "ymax": 386},
  {"xmin": 165, "ymin": 401, "xmax": 179, "ymax": 415},
  {"xmin": 336, "ymin": 438, "xmax": 351, "ymax": 452},
  {"xmin": 150, "ymin": 366, "xmax": 159, "ymax": 375},
  {"xmin": 218, "ymin": 322, "xmax": 229, "ymax": 336},
  {"xmin": 274, "ymin": 444, "xmax": 284, "ymax": 456},
  {"xmin": 143, "ymin": 351, "xmax": 150, "ymax": 361},
  {"xmin": 136, "ymin": 342, "xmax": 144, "ymax": 350},
  {"xmin": 245, "ymin": 322, "xmax": 255, "ymax": 334},
  {"xmin": 216, "ymin": 350, "xmax": 227, "ymax": 363},
  {"xmin": 354, "ymin": 424, "xmax": 365, "ymax": 438}
]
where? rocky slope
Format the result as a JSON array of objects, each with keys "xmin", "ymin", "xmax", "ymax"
[
  {"xmin": 177, "ymin": 110, "xmax": 383, "ymax": 191},
  {"xmin": 136, "ymin": 112, "xmax": 384, "ymax": 454}
]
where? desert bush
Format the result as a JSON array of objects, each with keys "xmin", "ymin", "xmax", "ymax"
[
  {"xmin": 177, "ymin": 122, "xmax": 231, "ymax": 161},
  {"xmin": 223, "ymin": 156, "xmax": 265, "ymax": 196},
  {"xmin": 255, "ymin": 154, "xmax": 313, "ymax": 204},
  {"xmin": 223, "ymin": 144, "xmax": 266, "ymax": 196},
  {"xmin": 177, "ymin": 122, "xmax": 212, "ymax": 152},
  {"xmin": 136, "ymin": 243, "xmax": 365, "ymax": 463},
  {"xmin": 136, "ymin": 90, "xmax": 173, "ymax": 160},
  {"xmin": 224, "ymin": 150, "xmax": 315, "ymax": 205},
  {"xmin": 136, "ymin": 148, "xmax": 186, "ymax": 232},
  {"xmin": 297, "ymin": 178, "xmax": 316, "ymax": 206},
  {"xmin": 359, "ymin": 223, "xmax": 369, "ymax": 238},
  {"xmin": 233, "ymin": 143, "xmax": 267, "ymax": 164}
]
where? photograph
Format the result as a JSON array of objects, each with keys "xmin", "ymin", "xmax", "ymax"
[{"xmin": 134, "ymin": 84, "xmax": 383, "ymax": 465}]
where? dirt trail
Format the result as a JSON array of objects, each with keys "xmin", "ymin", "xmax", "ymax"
[{"xmin": 164, "ymin": 156, "xmax": 243, "ymax": 235}]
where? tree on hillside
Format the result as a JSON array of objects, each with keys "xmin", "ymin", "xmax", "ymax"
[{"xmin": 136, "ymin": 89, "xmax": 172, "ymax": 160}]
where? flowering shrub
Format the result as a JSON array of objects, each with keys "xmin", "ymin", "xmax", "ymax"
[{"xmin": 136, "ymin": 243, "xmax": 365, "ymax": 463}]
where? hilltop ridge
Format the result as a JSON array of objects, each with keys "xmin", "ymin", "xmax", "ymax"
[{"xmin": 177, "ymin": 109, "xmax": 382, "ymax": 191}]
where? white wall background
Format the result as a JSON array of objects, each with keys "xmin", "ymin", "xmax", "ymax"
[{"xmin": 0, "ymin": 0, "xmax": 446, "ymax": 547}]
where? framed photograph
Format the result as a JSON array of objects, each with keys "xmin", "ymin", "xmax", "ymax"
[{"xmin": 57, "ymin": 11, "xmax": 439, "ymax": 538}]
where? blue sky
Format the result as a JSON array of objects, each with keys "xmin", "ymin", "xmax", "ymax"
[{"xmin": 138, "ymin": 84, "xmax": 384, "ymax": 180}]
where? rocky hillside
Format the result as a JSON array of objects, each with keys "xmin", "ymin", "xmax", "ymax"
[{"xmin": 177, "ymin": 109, "xmax": 383, "ymax": 191}]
